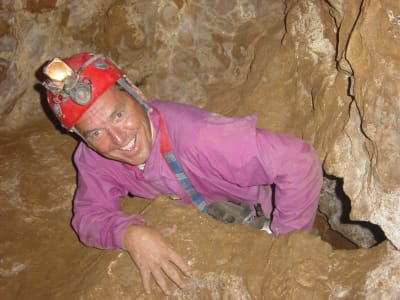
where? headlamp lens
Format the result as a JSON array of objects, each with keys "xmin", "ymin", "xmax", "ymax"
[{"xmin": 44, "ymin": 58, "xmax": 74, "ymax": 82}]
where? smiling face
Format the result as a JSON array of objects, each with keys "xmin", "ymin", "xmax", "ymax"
[{"xmin": 75, "ymin": 85, "xmax": 154, "ymax": 166}]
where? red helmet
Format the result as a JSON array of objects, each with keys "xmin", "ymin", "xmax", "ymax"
[{"xmin": 43, "ymin": 53, "xmax": 124, "ymax": 130}]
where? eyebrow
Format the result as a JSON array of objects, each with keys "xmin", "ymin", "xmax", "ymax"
[{"xmin": 110, "ymin": 102, "xmax": 126, "ymax": 119}]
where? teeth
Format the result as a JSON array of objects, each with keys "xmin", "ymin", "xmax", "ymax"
[{"xmin": 121, "ymin": 136, "xmax": 136, "ymax": 151}]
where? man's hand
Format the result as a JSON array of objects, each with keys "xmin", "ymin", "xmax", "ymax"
[{"xmin": 123, "ymin": 224, "xmax": 191, "ymax": 295}]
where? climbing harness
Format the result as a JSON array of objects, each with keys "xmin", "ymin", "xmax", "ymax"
[{"xmin": 153, "ymin": 107, "xmax": 272, "ymax": 234}]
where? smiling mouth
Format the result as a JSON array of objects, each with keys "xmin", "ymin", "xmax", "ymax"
[{"xmin": 120, "ymin": 135, "xmax": 137, "ymax": 151}]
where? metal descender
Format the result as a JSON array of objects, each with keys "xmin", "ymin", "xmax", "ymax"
[{"xmin": 207, "ymin": 201, "xmax": 272, "ymax": 234}]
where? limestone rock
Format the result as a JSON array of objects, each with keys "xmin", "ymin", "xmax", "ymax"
[{"xmin": 0, "ymin": 0, "xmax": 400, "ymax": 298}]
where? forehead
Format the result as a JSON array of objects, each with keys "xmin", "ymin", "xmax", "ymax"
[{"xmin": 75, "ymin": 86, "xmax": 127, "ymax": 129}]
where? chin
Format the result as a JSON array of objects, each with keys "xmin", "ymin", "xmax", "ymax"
[
  {"xmin": 111, "ymin": 151, "xmax": 149, "ymax": 165},
  {"xmin": 126, "ymin": 156, "xmax": 147, "ymax": 166}
]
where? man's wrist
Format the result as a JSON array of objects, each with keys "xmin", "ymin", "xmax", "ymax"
[{"xmin": 122, "ymin": 224, "xmax": 144, "ymax": 250}]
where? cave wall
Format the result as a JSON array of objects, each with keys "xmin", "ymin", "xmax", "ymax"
[{"xmin": 0, "ymin": 0, "xmax": 399, "ymax": 249}]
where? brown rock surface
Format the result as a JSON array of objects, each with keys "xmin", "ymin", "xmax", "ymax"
[
  {"xmin": 0, "ymin": 0, "xmax": 399, "ymax": 298},
  {"xmin": 1, "ymin": 121, "xmax": 399, "ymax": 299}
]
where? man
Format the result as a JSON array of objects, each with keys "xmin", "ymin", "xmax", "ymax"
[{"xmin": 41, "ymin": 52, "xmax": 323, "ymax": 295}]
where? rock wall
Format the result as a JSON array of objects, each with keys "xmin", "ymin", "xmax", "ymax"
[
  {"xmin": 324, "ymin": 0, "xmax": 400, "ymax": 249},
  {"xmin": 0, "ymin": 0, "xmax": 399, "ymax": 297},
  {"xmin": 3, "ymin": 120, "xmax": 400, "ymax": 299},
  {"xmin": 1, "ymin": 0, "xmax": 399, "ymax": 246}
]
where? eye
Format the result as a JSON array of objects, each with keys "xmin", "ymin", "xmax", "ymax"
[
  {"xmin": 113, "ymin": 111, "xmax": 125, "ymax": 124},
  {"xmin": 88, "ymin": 129, "xmax": 102, "ymax": 141}
]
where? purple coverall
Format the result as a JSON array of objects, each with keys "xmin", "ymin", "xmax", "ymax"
[{"xmin": 72, "ymin": 100, "xmax": 323, "ymax": 249}]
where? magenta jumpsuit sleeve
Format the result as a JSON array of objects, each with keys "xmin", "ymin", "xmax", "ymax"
[
  {"xmin": 255, "ymin": 129, "xmax": 323, "ymax": 235},
  {"xmin": 72, "ymin": 150, "xmax": 145, "ymax": 250}
]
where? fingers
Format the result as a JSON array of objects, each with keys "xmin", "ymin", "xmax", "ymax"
[
  {"xmin": 124, "ymin": 225, "xmax": 191, "ymax": 295},
  {"xmin": 168, "ymin": 249, "xmax": 192, "ymax": 277},
  {"xmin": 145, "ymin": 256, "xmax": 191, "ymax": 295},
  {"xmin": 151, "ymin": 266, "xmax": 171, "ymax": 295},
  {"xmin": 161, "ymin": 260, "xmax": 187, "ymax": 290},
  {"xmin": 138, "ymin": 263, "xmax": 152, "ymax": 294},
  {"xmin": 150, "ymin": 252, "xmax": 190, "ymax": 295},
  {"xmin": 137, "ymin": 252, "xmax": 189, "ymax": 295}
]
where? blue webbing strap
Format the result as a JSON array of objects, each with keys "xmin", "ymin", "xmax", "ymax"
[
  {"xmin": 153, "ymin": 107, "xmax": 208, "ymax": 213},
  {"xmin": 164, "ymin": 152, "xmax": 208, "ymax": 213}
]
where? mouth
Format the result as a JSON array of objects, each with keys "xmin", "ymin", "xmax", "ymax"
[{"xmin": 120, "ymin": 135, "xmax": 137, "ymax": 151}]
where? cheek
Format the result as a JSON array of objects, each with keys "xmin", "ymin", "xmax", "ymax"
[
  {"xmin": 91, "ymin": 134, "xmax": 116, "ymax": 153},
  {"xmin": 94, "ymin": 141, "xmax": 112, "ymax": 154},
  {"xmin": 124, "ymin": 116, "xmax": 139, "ymax": 129}
]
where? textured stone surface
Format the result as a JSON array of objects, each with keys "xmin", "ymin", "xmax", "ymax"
[
  {"xmin": 324, "ymin": 0, "xmax": 400, "ymax": 250},
  {"xmin": 1, "ymin": 0, "xmax": 400, "ymax": 298},
  {"xmin": 1, "ymin": 123, "xmax": 399, "ymax": 299}
]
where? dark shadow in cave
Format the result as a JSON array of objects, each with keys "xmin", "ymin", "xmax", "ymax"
[{"xmin": 326, "ymin": 174, "xmax": 387, "ymax": 246}]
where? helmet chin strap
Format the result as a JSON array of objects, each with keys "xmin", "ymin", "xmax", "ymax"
[
  {"xmin": 71, "ymin": 126, "xmax": 97, "ymax": 151},
  {"xmin": 116, "ymin": 77, "xmax": 153, "ymax": 114},
  {"xmin": 116, "ymin": 76, "xmax": 155, "ymax": 141}
]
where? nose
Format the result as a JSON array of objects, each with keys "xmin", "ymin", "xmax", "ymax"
[{"xmin": 107, "ymin": 125, "xmax": 126, "ymax": 145}]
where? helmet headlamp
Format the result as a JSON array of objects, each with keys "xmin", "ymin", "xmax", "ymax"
[
  {"xmin": 44, "ymin": 58, "xmax": 74, "ymax": 82},
  {"xmin": 43, "ymin": 57, "xmax": 92, "ymax": 105}
]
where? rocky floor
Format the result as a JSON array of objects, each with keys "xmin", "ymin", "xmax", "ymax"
[{"xmin": 1, "ymin": 120, "xmax": 399, "ymax": 299}]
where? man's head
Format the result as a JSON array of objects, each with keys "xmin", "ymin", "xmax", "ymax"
[
  {"xmin": 75, "ymin": 84, "xmax": 154, "ymax": 165},
  {"xmin": 42, "ymin": 52, "xmax": 154, "ymax": 165}
]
